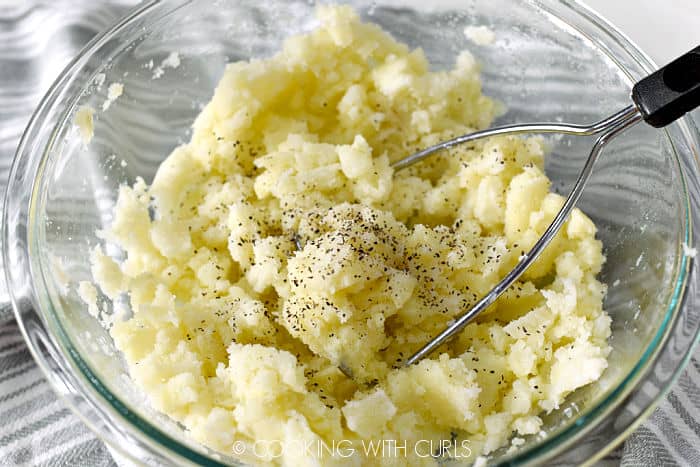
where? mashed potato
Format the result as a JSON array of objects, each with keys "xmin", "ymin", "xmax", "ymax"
[{"xmin": 88, "ymin": 6, "xmax": 611, "ymax": 465}]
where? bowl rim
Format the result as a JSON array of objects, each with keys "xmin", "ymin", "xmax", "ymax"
[{"xmin": 4, "ymin": 0, "xmax": 700, "ymax": 465}]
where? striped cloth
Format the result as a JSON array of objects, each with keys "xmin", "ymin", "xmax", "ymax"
[
  {"xmin": 621, "ymin": 369, "xmax": 700, "ymax": 466},
  {"xmin": 0, "ymin": 321, "xmax": 116, "ymax": 466},
  {"xmin": 0, "ymin": 1, "xmax": 698, "ymax": 466}
]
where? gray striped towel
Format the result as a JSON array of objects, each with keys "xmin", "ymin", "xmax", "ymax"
[
  {"xmin": 0, "ymin": 1, "xmax": 698, "ymax": 466},
  {"xmin": 0, "ymin": 321, "xmax": 116, "ymax": 466}
]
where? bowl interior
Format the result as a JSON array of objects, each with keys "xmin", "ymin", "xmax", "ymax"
[{"xmin": 31, "ymin": 0, "xmax": 689, "ymax": 464}]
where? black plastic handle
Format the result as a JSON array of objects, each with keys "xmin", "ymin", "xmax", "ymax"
[{"xmin": 632, "ymin": 45, "xmax": 700, "ymax": 128}]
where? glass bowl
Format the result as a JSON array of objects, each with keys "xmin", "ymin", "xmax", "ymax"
[{"xmin": 4, "ymin": 0, "xmax": 700, "ymax": 465}]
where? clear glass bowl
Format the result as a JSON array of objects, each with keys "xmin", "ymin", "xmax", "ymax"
[{"xmin": 4, "ymin": 0, "xmax": 700, "ymax": 465}]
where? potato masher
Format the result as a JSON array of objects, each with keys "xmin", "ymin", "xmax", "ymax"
[{"xmin": 402, "ymin": 45, "xmax": 700, "ymax": 366}]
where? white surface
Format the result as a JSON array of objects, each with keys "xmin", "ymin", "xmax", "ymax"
[{"xmin": 583, "ymin": 0, "xmax": 700, "ymax": 65}]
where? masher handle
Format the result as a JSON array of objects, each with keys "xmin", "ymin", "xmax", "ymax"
[{"xmin": 632, "ymin": 45, "xmax": 700, "ymax": 128}]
